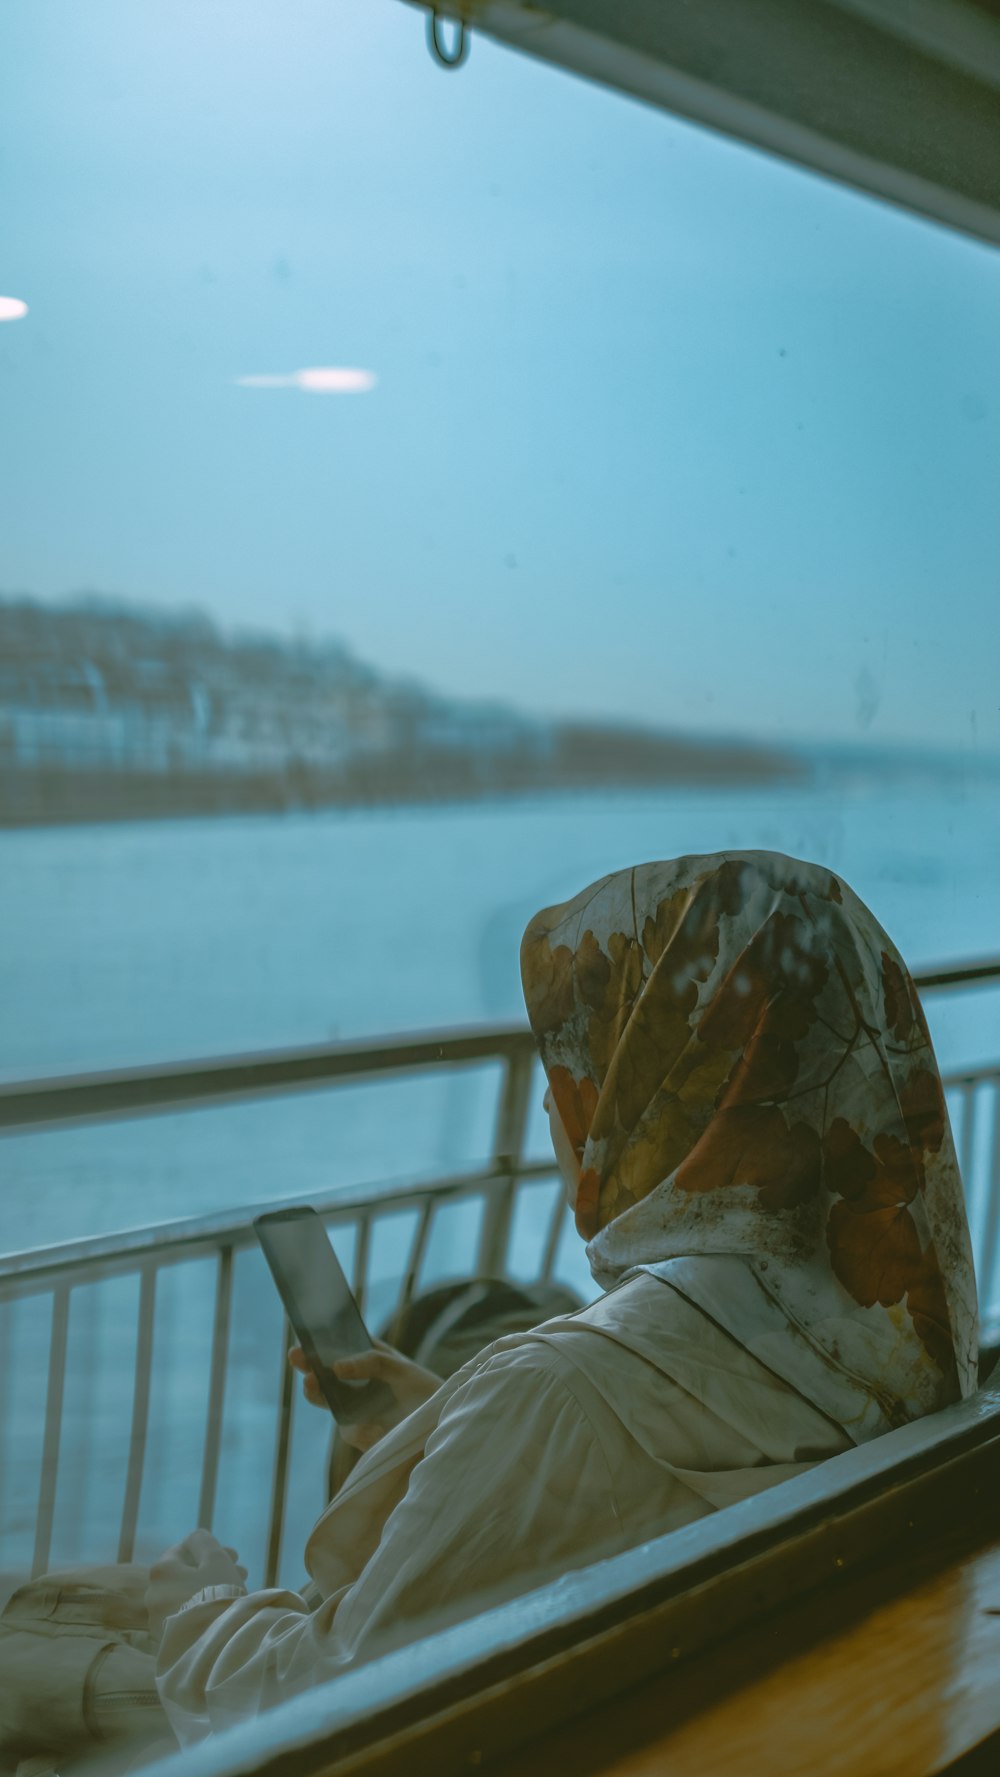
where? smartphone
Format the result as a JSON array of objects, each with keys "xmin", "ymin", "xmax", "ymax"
[{"xmin": 254, "ymin": 1206, "xmax": 395, "ymax": 1427}]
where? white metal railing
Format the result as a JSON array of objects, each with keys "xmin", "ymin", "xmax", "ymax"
[
  {"xmin": 0, "ymin": 971, "xmax": 997, "ymax": 1590},
  {"xmin": 0, "ymin": 1029, "xmax": 575, "ymax": 1586},
  {"xmin": 6, "ymin": 1164, "xmax": 574, "ymax": 1586}
]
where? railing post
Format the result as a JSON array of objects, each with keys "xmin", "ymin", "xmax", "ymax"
[
  {"xmin": 540, "ymin": 1186, "xmax": 569, "ymax": 1283},
  {"xmin": 197, "ymin": 1246, "xmax": 233, "ymax": 1532},
  {"xmin": 478, "ymin": 1046, "xmax": 535, "ymax": 1277},
  {"xmin": 958, "ymin": 1082, "xmax": 978, "ymax": 1209},
  {"xmin": 352, "ymin": 1214, "xmax": 372, "ymax": 1316},
  {"xmin": 117, "ymin": 1266, "xmax": 157, "ymax": 1562},
  {"xmin": 32, "ymin": 1285, "xmax": 70, "ymax": 1577},
  {"xmin": 387, "ymin": 1198, "xmax": 435, "ymax": 1342},
  {"xmin": 264, "ymin": 1315, "xmax": 296, "ymax": 1588},
  {"xmin": 980, "ymin": 1083, "xmax": 1000, "ymax": 1321}
]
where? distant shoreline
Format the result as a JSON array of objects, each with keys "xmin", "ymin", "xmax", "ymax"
[
  {"xmin": 0, "ymin": 752, "xmax": 806, "ymax": 830},
  {"xmin": 4, "ymin": 596, "xmax": 995, "ymax": 833},
  {"xmin": 3, "ymin": 746, "xmax": 997, "ymax": 834}
]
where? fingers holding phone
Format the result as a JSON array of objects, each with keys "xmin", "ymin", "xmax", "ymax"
[
  {"xmin": 288, "ymin": 1343, "xmax": 329, "ymax": 1408},
  {"xmin": 288, "ymin": 1339, "xmax": 440, "ymax": 1449},
  {"xmin": 257, "ymin": 1207, "xmax": 398, "ymax": 1427},
  {"xmin": 257, "ymin": 1207, "xmax": 442, "ymax": 1442}
]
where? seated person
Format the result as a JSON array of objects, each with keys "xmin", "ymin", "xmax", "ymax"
[
  {"xmin": 322, "ymin": 1275, "xmax": 585, "ymax": 1492},
  {"xmin": 150, "ymin": 850, "xmax": 978, "ymax": 1741}
]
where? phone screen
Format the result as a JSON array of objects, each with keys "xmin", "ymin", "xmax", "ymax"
[{"xmin": 254, "ymin": 1207, "xmax": 393, "ymax": 1426}]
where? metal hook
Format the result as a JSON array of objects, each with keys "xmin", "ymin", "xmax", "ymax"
[{"xmin": 427, "ymin": 10, "xmax": 469, "ymax": 70}]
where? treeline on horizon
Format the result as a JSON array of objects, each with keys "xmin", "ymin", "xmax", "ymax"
[{"xmin": 0, "ymin": 594, "xmax": 802, "ymax": 826}]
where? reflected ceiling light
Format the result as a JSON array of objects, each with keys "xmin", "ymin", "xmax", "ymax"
[
  {"xmin": 297, "ymin": 367, "xmax": 376, "ymax": 394},
  {"xmin": 235, "ymin": 367, "xmax": 376, "ymax": 394},
  {"xmin": 0, "ymin": 296, "xmax": 28, "ymax": 322}
]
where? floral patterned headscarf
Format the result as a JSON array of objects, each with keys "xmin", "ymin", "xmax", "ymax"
[{"xmin": 521, "ymin": 852, "xmax": 978, "ymax": 1423}]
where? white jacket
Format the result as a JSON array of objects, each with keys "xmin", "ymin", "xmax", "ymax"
[{"xmin": 157, "ymin": 1271, "xmax": 850, "ymax": 1742}]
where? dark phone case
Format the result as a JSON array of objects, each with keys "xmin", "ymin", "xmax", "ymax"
[
  {"xmin": 296, "ymin": 1328, "xmax": 395, "ymax": 1427},
  {"xmin": 254, "ymin": 1211, "xmax": 395, "ymax": 1427}
]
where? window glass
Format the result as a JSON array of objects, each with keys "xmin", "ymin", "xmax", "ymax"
[{"xmin": 1, "ymin": 0, "xmax": 998, "ymax": 1751}]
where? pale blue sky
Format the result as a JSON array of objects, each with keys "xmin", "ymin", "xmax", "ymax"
[{"xmin": 2, "ymin": 0, "xmax": 999, "ymax": 749}]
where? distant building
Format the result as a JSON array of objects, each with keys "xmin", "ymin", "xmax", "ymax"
[{"xmin": 0, "ymin": 595, "xmax": 798, "ymax": 824}]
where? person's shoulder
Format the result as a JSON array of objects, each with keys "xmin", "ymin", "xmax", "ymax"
[
  {"xmin": 440, "ymin": 1279, "xmax": 667, "ymax": 1401},
  {"xmin": 437, "ymin": 1323, "xmax": 612, "ymax": 1417},
  {"xmin": 470, "ymin": 1334, "xmax": 581, "ymax": 1386},
  {"xmin": 425, "ymin": 1338, "xmax": 596, "ymax": 1459},
  {"xmin": 558, "ymin": 1273, "xmax": 665, "ymax": 1332}
]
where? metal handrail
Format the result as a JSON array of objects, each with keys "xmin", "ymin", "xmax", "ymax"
[
  {"xmin": 0, "ymin": 1162, "xmax": 557, "ymax": 1292},
  {"xmin": 907, "ymin": 957, "xmax": 1000, "ymax": 990},
  {"xmin": 0, "ymin": 1023, "xmax": 538, "ymax": 1133},
  {"xmin": 5, "ymin": 1154, "xmax": 564, "ymax": 1580},
  {"xmin": 1, "ymin": 956, "xmax": 996, "ymax": 1135},
  {"xmin": 0, "ymin": 1027, "xmax": 561, "ymax": 1582}
]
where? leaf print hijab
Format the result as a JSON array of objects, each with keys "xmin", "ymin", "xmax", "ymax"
[{"xmin": 521, "ymin": 852, "xmax": 978, "ymax": 1438}]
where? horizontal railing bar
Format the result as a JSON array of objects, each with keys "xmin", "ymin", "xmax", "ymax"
[
  {"xmin": 0, "ymin": 1161, "xmax": 559, "ymax": 1294},
  {"xmin": 0, "ymin": 958, "xmax": 995, "ymax": 1135},
  {"xmin": 910, "ymin": 957, "xmax": 1000, "ymax": 991},
  {"xmin": 0, "ymin": 1068, "xmax": 996, "ymax": 1294},
  {"xmin": 0, "ymin": 1012, "xmax": 992, "ymax": 1299},
  {"xmin": 942, "ymin": 1062, "xmax": 1000, "ymax": 1089},
  {"xmin": 0, "ymin": 1024, "xmax": 539, "ymax": 1134}
]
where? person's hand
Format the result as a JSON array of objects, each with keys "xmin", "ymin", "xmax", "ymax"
[
  {"xmin": 145, "ymin": 1529, "xmax": 247, "ymax": 1642},
  {"xmin": 288, "ymin": 1339, "xmax": 441, "ymax": 1451}
]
